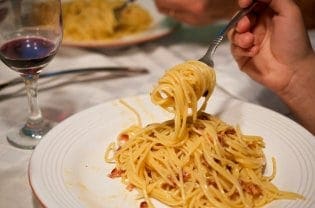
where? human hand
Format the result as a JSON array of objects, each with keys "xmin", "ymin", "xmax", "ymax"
[
  {"xmin": 153, "ymin": 0, "xmax": 238, "ymax": 26},
  {"xmin": 229, "ymin": 0, "xmax": 314, "ymax": 95}
]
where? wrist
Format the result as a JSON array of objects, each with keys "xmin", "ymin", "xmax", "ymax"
[
  {"xmin": 277, "ymin": 52, "xmax": 315, "ymax": 134},
  {"xmin": 278, "ymin": 52, "xmax": 315, "ymax": 100}
]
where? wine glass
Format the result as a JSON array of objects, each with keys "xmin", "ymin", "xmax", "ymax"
[{"xmin": 0, "ymin": 0, "xmax": 63, "ymax": 149}]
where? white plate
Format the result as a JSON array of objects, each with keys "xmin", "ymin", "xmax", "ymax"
[
  {"xmin": 61, "ymin": 0, "xmax": 178, "ymax": 49},
  {"xmin": 29, "ymin": 93, "xmax": 315, "ymax": 208}
]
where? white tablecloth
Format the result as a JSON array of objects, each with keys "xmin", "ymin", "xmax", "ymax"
[{"xmin": 0, "ymin": 25, "xmax": 314, "ymax": 207}]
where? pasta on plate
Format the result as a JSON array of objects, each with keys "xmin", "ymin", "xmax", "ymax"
[
  {"xmin": 61, "ymin": 0, "xmax": 152, "ymax": 41},
  {"xmin": 105, "ymin": 60, "xmax": 303, "ymax": 208}
]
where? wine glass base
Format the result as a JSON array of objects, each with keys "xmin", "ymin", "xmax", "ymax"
[{"xmin": 6, "ymin": 121, "xmax": 55, "ymax": 150}]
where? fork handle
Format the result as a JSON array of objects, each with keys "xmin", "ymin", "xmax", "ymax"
[{"xmin": 201, "ymin": 0, "xmax": 260, "ymax": 64}]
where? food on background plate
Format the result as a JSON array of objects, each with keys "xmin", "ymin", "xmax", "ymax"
[
  {"xmin": 62, "ymin": 0, "xmax": 152, "ymax": 41},
  {"xmin": 105, "ymin": 60, "xmax": 303, "ymax": 207}
]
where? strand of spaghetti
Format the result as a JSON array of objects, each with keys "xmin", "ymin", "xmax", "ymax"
[
  {"xmin": 266, "ymin": 157, "xmax": 277, "ymax": 180},
  {"xmin": 119, "ymin": 99, "xmax": 142, "ymax": 126},
  {"xmin": 104, "ymin": 142, "xmax": 116, "ymax": 163}
]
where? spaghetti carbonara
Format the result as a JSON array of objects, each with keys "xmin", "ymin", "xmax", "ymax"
[
  {"xmin": 105, "ymin": 60, "xmax": 303, "ymax": 208},
  {"xmin": 62, "ymin": 0, "xmax": 152, "ymax": 41}
]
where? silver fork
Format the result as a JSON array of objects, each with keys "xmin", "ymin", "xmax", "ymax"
[{"xmin": 199, "ymin": 0, "xmax": 259, "ymax": 67}]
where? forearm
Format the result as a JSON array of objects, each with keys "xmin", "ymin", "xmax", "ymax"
[{"xmin": 278, "ymin": 52, "xmax": 315, "ymax": 135}]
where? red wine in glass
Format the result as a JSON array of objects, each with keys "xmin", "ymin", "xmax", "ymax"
[
  {"xmin": 0, "ymin": 37, "xmax": 57, "ymax": 75},
  {"xmin": 0, "ymin": 35, "xmax": 59, "ymax": 149}
]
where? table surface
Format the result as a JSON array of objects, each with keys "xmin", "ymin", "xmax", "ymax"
[{"xmin": 0, "ymin": 25, "xmax": 314, "ymax": 208}]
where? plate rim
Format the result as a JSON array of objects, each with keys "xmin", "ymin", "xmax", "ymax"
[{"xmin": 61, "ymin": 22, "xmax": 178, "ymax": 49}]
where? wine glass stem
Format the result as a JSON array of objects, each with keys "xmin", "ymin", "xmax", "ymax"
[{"xmin": 22, "ymin": 74, "xmax": 44, "ymax": 126}]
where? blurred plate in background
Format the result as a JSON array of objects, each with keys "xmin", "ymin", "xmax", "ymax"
[{"xmin": 61, "ymin": 0, "xmax": 178, "ymax": 49}]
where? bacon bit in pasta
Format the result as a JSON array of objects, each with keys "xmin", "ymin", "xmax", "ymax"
[
  {"xmin": 118, "ymin": 133, "xmax": 129, "ymax": 143},
  {"xmin": 161, "ymin": 183, "xmax": 168, "ymax": 190},
  {"xmin": 198, "ymin": 112, "xmax": 211, "ymax": 120},
  {"xmin": 217, "ymin": 134, "xmax": 228, "ymax": 147},
  {"xmin": 149, "ymin": 132, "xmax": 156, "ymax": 137},
  {"xmin": 230, "ymin": 192, "xmax": 240, "ymax": 200},
  {"xmin": 108, "ymin": 168, "xmax": 125, "ymax": 178},
  {"xmin": 207, "ymin": 179, "xmax": 218, "ymax": 188},
  {"xmin": 225, "ymin": 128, "xmax": 236, "ymax": 135},
  {"xmin": 247, "ymin": 140, "xmax": 263, "ymax": 149},
  {"xmin": 194, "ymin": 122, "xmax": 205, "ymax": 130},
  {"xmin": 247, "ymin": 142, "xmax": 257, "ymax": 149},
  {"xmin": 226, "ymin": 164, "xmax": 232, "ymax": 172},
  {"xmin": 240, "ymin": 181, "xmax": 262, "ymax": 197},
  {"xmin": 214, "ymin": 158, "xmax": 220, "ymax": 163},
  {"xmin": 162, "ymin": 182, "xmax": 176, "ymax": 190},
  {"xmin": 182, "ymin": 171, "xmax": 191, "ymax": 182},
  {"xmin": 140, "ymin": 201, "xmax": 148, "ymax": 208},
  {"xmin": 126, "ymin": 183, "xmax": 135, "ymax": 191},
  {"xmin": 217, "ymin": 128, "xmax": 236, "ymax": 146}
]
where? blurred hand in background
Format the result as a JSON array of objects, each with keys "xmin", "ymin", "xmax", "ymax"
[
  {"xmin": 154, "ymin": 0, "xmax": 315, "ymax": 29},
  {"xmin": 153, "ymin": 0, "xmax": 238, "ymax": 26}
]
